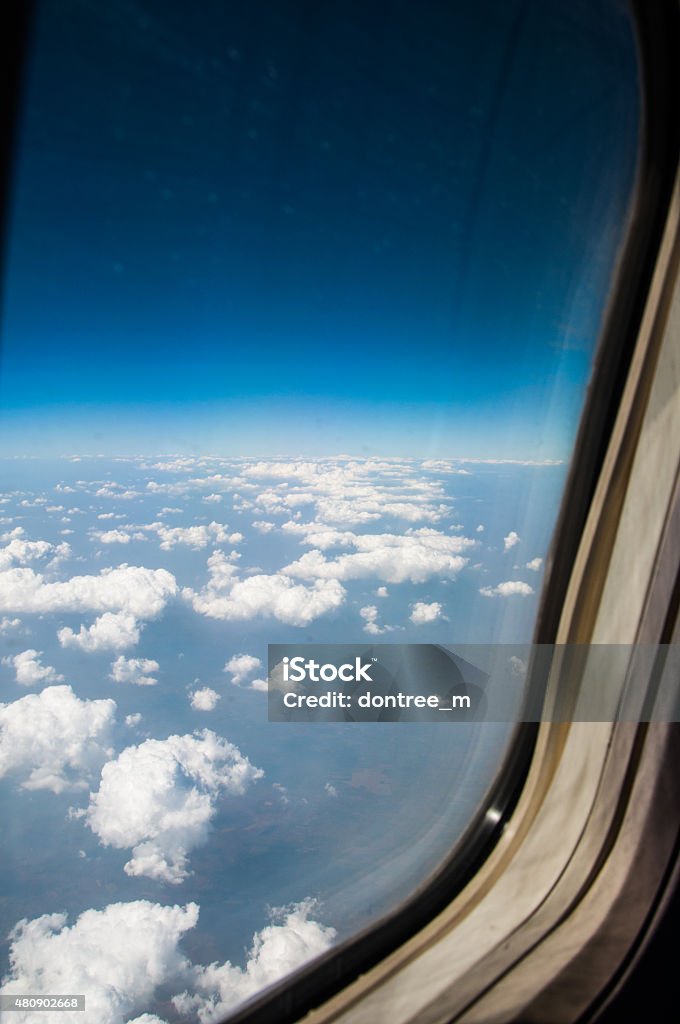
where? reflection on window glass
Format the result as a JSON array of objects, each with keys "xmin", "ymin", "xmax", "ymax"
[{"xmin": 0, "ymin": 1, "xmax": 638, "ymax": 1021}]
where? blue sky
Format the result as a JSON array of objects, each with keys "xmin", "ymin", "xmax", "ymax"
[{"xmin": 0, "ymin": 0, "xmax": 639, "ymax": 459}]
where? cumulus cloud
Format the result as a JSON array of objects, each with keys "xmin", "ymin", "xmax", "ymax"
[
  {"xmin": 282, "ymin": 528, "xmax": 473, "ymax": 584},
  {"xmin": 0, "ymin": 685, "xmax": 115, "ymax": 792},
  {"xmin": 480, "ymin": 581, "xmax": 534, "ymax": 598},
  {"xmin": 2, "ymin": 649, "xmax": 64, "ymax": 686},
  {"xmin": 249, "ymin": 679, "xmax": 269, "ymax": 693},
  {"xmin": 190, "ymin": 688, "xmax": 220, "ymax": 711},
  {"xmin": 252, "ymin": 520, "xmax": 275, "ymax": 533},
  {"xmin": 1, "ymin": 898, "xmax": 335, "ymax": 1024},
  {"xmin": 526, "ymin": 557, "xmax": 543, "ymax": 571},
  {"xmin": 96, "ymin": 530, "xmax": 133, "ymax": 544},
  {"xmin": 184, "ymin": 552, "xmax": 345, "ymax": 627},
  {"xmin": 503, "ymin": 531, "xmax": 520, "ymax": 551},
  {"xmin": 109, "ymin": 656, "xmax": 159, "ymax": 687},
  {"xmin": 0, "ymin": 564, "xmax": 177, "ymax": 619},
  {"xmin": 0, "ymin": 616, "xmax": 22, "ymax": 634},
  {"xmin": 95, "ymin": 486, "xmax": 138, "ymax": 500},
  {"xmin": 359, "ymin": 605, "xmax": 382, "ymax": 635},
  {"xmin": 375, "ymin": 586, "xmax": 389, "ymax": 598},
  {"xmin": 0, "ymin": 900, "xmax": 197, "ymax": 1024},
  {"xmin": 173, "ymin": 899, "xmax": 336, "ymax": 1021},
  {"xmin": 0, "ymin": 530, "xmax": 57, "ymax": 571},
  {"xmin": 324, "ymin": 783, "xmax": 338, "ymax": 798},
  {"xmin": 224, "ymin": 653, "xmax": 262, "ymax": 686},
  {"xmin": 233, "ymin": 458, "xmax": 453, "ymax": 525},
  {"xmin": 85, "ymin": 730, "xmax": 263, "ymax": 884},
  {"xmin": 58, "ymin": 612, "xmax": 141, "ymax": 653},
  {"xmin": 142, "ymin": 521, "xmax": 241, "ymax": 551},
  {"xmin": 409, "ymin": 601, "xmax": 442, "ymax": 624}
]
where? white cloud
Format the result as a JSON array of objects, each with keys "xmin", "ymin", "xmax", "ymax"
[
  {"xmin": 359, "ymin": 605, "xmax": 382, "ymax": 635},
  {"xmin": 526, "ymin": 557, "xmax": 543, "ymax": 571},
  {"xmin": 125, "ymin": 713, "xmax": 142, "ymax": 727},
  {"xmin": 142, "ymin": 521, "xmax": 241, "ymax": 551},
  {"xmin": 2, "ymin": 649, "xmax": 64, "ymax": 686},
  {"xmin": 173, "ymin": 899, "xmax": 336, "ymax": 1022},
  {"xmin": 409, "ymin": 601, "xmax": 442, "ymax": 624},
  {"xmin": 248, "ymin": 678, "xmax": 268, "ymax": 692},
  {"xmin": 252, "ymin": 520, "xmax": 275, "ymax": 533},
  {"xmin": 185, "ymin": 552, "xmax": 345, "ymax": 627},
  {"xmin": 0, "ymin": 531, "xmax": 55, "ymax": 571},
  {"xmin": 476, "ymin": 524, "xmax": 485, "ymax": 533},
  {"xmin": 95, "ymin": 486, "xmax": 138, "ymax": 500},
  {"xmin": 190, "ymin": 688, "xmax": 220, "ymax": 711},
  {"xmin": 225, "ymin": 653, "xmax": 262, "ymax": 686},
  {"xmin": 480, "ymin": 581, "xmax": 534, "ymax": 598},
  {"xmin": 58, "ymin": 612, "xmax": 141, "ymax": 653},
  {"xmin": 0, "ymin": 900, "xmax": 197, "ymax": 1024},
  {"xmin": 109, "ymin": 655, "xmax": 159, "ymax": 687},
  {"xmin": 375, "ymin": 586, "xmax": 389, "ymax": 598},
  {"xmin": 324, "ymin": 783, "xmax": 338, "ymax": 798},
  {"xmin": 231, "ymin": 458, "xmax": 453, "ymax": 525},
  {"xmin": 202, "ymin": 494, "xmax": 223, "ymax": 504},
  {"xmin": 97, "ymin": 530, "xmax": 132, "ymax": 544},
  {"xmin": 0, "ymin": 685, "xmax": 115, "ymax": 793},
  {"xmin": 273, "ymin": 782, "xmax": 289, "ymax": 805},
  {"xmin": 282, "ymin": 528, "xmax": 473, "ymax": 585},
  {"xmin": 421, "ymin": 459, "xmax": 469, "ymax": 473},
  {"xmin": 503, "ymin": 531, "xmax": 520, "ymax": 551},
  {"xmin": 1, "ymin": 897, "xmax": 335, "ymax": 1024},
  {"xmin": 1, "ymin": 528, "xmax": 24, "ymax": 542},
  {"xmin": 0, "ymin": 616, "xmax": 22, "ymax": 634},
  {"xmin": 148, "ymin": 457, "xmax": 199, "ymax": 473},
  {"xmin": 0, "ymin": 564, "xmax": 177, "ymax": 619},
  {"xmin": 85, "ymin": 730, "xmax": 263, "ymax": 884}
]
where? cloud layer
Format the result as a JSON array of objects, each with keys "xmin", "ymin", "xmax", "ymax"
[{"xmin": 1, "ymin": 897, "xmax": 335, "ymax": 1024}]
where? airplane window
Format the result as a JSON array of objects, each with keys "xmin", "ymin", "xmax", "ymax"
[{"xmin": 0, "ymin": 1, "xmax": 639, "ymax": 1022}]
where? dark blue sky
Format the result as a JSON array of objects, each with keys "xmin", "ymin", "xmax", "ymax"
[{"xmin": 0, "ymin": 0, "xmax": 639, "ymax": 456}]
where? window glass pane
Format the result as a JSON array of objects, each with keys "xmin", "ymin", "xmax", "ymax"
[{"xmin": 0, "ymin": 1, "xmax": 638, "ymax": 1021}]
